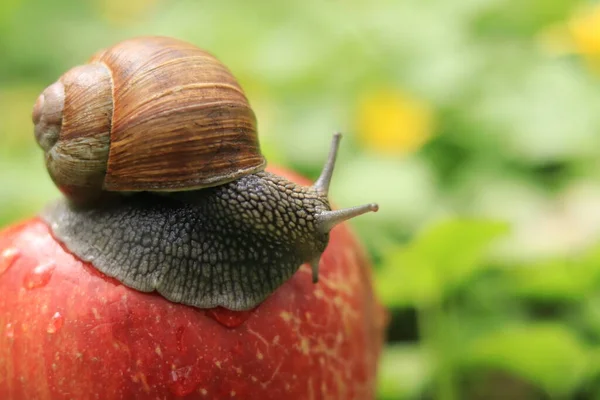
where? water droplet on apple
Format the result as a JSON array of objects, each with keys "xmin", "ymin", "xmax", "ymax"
[
  {"xmin": 206, "ymin": 307, "xmax": 253, "ymax": 328},
  {"xmin": 0, "ymin": 248, "xmax": 20, "ymax": 276},
  {"xmin": 5, "ymin": 323, "xmax": 14, "ymax": 339},
  {"xmin": 23, "ymin": 262, "xmax": 56, "ymax": 289},
  {"xmin": 47, "ymin": 312, "xmax": 64, "ymax": 334},
  {"xmin": 169, "ymin": 365, "xmax": 199, "ymax": 397}
]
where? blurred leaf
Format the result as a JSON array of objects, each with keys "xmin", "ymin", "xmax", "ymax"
[
  {"xmin": 412, "ymin": 219, "xmax": 509, "ymax": 282},
  {"xmin": 509, "ymin": 242, "xmax": 600, "ymax": 301},
  {"xmin": 377, "ymin": 344, "xmax": 431, "ymax": 400},
  {"xmin": 465, "ymin": 323, "xmax": 589, "ymax": 395},
  {"xmin": 579, "ymin": 294, "xmax": 600, "ymax": 343},
  {"xmin": 376, "ymin": 219, "xmax": 509, "ymax": 307},
  {"xmin": 509, "ymin": 258, "xmax": 595, "ymax": 301},
  {"xmin": 472, "ymin": 0, "xmax": 579, "ymax": 37},
  {"xmin": 377, "ymin": 246, "xmax": 442, "ymax": 306},
  {"xmin": 0, "ymin": 0, "xmax": 20, "ymax": 26},
  {"xmin": 577, "ymin": 244, "xmax": 600, "ymax": 279}
]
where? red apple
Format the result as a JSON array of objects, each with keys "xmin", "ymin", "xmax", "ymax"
[{"xmin": 0, "ymin": 167, "xmax": 386, "ymax": 400}]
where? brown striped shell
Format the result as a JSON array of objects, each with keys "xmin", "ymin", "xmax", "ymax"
[{"xmin": 32, "ymin": 36, "xmax": 266, "ymax": 205}]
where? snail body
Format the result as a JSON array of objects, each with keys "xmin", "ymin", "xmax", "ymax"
[{"xmin": 33, "ymin": 37, "xmax": 377, "ymax": 310}]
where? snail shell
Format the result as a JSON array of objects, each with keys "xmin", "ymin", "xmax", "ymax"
[{"xmin": 33, "ymin": 36, "xmax": 265, "ymax": 204}]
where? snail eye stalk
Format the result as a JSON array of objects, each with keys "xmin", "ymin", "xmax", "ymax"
[
  {"xmin": 316, "ymin": 203, "xmax": 379, "ymax": 235},
  {"xmin": 309, "ymin": 133, "xmax": 379, "ymax": 283},
  {"xmin": 313, "ymin": 132, "xmax": 342, "ymax": 196}
]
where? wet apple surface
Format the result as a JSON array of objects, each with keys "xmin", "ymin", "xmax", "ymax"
[{"xmin": 0, "ymin": 169, "xmax": 386, "ymax": 400}]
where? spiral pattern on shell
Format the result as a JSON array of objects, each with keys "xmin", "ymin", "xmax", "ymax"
[{"xmin": 32, "ymin": 36, "xmax": 266, "ymax": 205}]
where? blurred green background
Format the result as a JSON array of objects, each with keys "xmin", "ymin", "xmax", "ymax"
[{"xmin": 1, "ymin": 0, "xmax": 600, "ymax": 398}]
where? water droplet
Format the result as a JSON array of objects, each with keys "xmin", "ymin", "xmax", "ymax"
[
  {"xmin": 169, "ymin": 365, "xmax": 199, "ymax": 397},
  {"xmin": 5, "ymin": 323, "xmax": 14, "ymax": 339},
  {"xmin": 47, "ymin": 312, "xmax": 64, "ymax": 334},
  {"xmin": 206, "ymin": 307, "xmax": 253, "ymax": 328},
  {"xmin": 0, "ymin": 248, "xmax": 20, "ymax": 276},
  {"xmin": 23, "ymin": 262, "xmax": 56, "ymax": 290}
]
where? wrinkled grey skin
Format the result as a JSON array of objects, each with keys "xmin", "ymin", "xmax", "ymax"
[{"xmin": 43, "ymin": 172, "xmax": 331, "ymax": 311}]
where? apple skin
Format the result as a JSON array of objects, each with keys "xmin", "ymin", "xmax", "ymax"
[{"xmin": 0, "ymin": 168, "xmax": 386, "ymax": 400}]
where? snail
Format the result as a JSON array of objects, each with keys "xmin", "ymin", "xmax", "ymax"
[{"xmin": 32, "ymin": 36, "xmax": 378, "ymax": 311}]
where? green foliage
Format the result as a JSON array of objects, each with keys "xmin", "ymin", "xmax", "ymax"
[
  {"xmin": 509, "ymin": 258, "xmax": 596, "ymax": 301},
  {"xmin": 473, "ymin": 0, "xmax": 577, "ymax": 37},
  {"xmin": 466, "ymin": 323, "xmax": 589, "ymax": 395},
  {"xmin": 378, "ymin": 217, "xmax": 600, "ymax": 399},
  {"xmin": 377, "ymin": 219, "xmax": 509, "ymax": 306}
]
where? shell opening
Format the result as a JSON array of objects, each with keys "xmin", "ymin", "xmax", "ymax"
[{"xmin": 33, "ymin": 82, "xmax": 65, "ymax": 152}]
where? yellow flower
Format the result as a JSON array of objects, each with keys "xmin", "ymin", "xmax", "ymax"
[
  {"xmin": 356, "ymin": 89, "xmax": 435, "ymax": 155},
  {"xmin": 540, "ymin": 4, "xmax": 600, "ymax": 72},
  {"xmin": 568, "ymin": 4, "xmax": 600, "ymax": 56}
]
